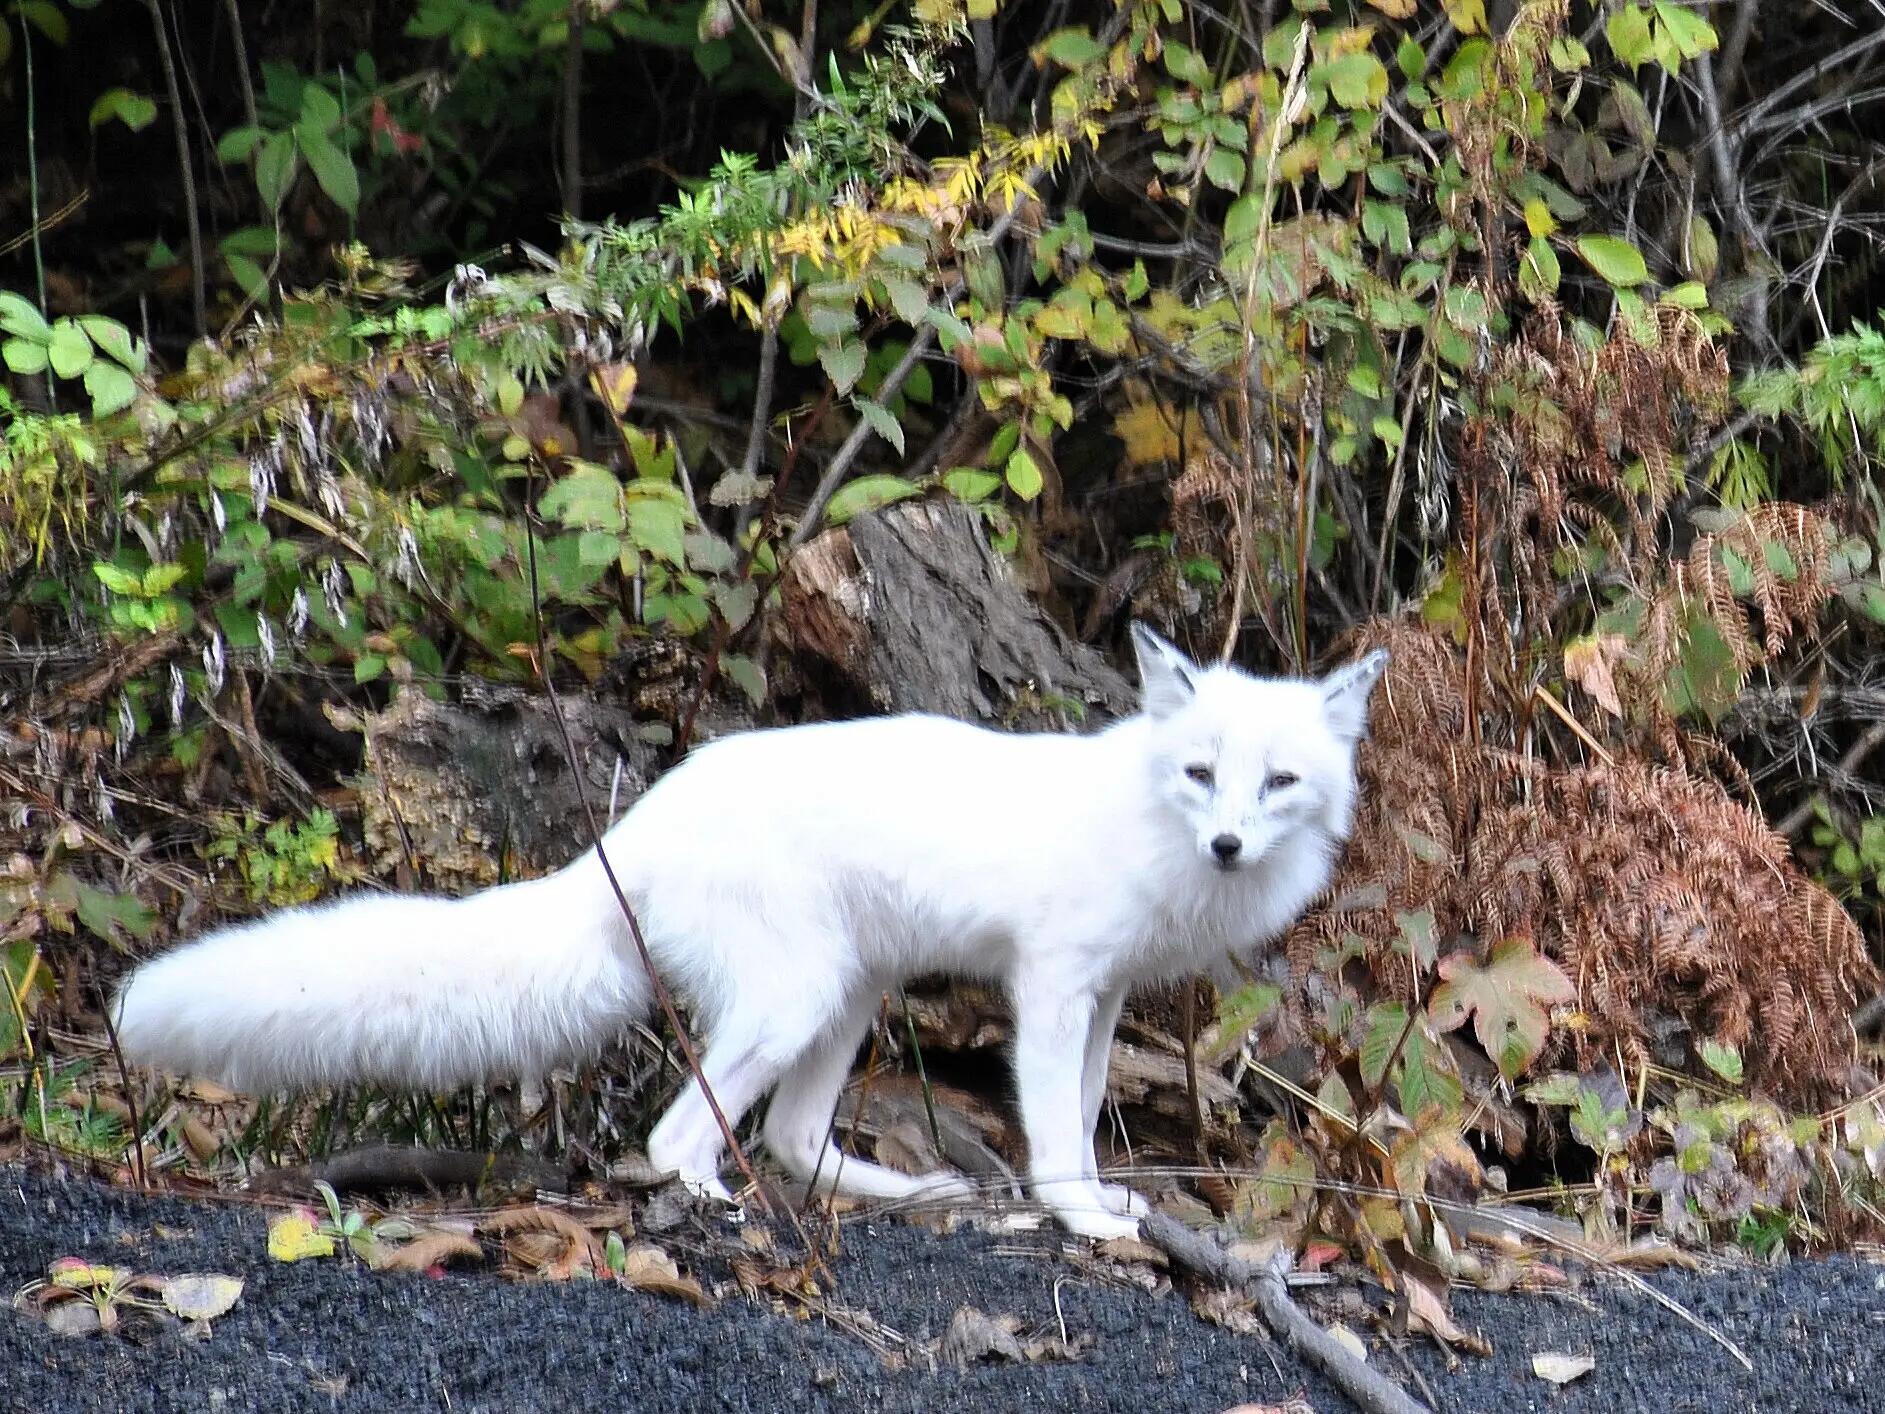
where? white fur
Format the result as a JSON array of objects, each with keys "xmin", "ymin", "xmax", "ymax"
[{"xmin": 114, "ymin": 628, "xmax": 1385, "ymax": 1239}]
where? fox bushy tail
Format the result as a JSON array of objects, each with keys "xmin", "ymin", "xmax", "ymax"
[{"xmin": 112, "ymin": 858, "xmax": 649, "ymax": 1093}]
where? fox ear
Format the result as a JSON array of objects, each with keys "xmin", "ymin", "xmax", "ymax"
[
  {"xmin": 1130, "ymin": 623, "xmax": 1198, "ymax": 719},
  {"xmin": 1321, "ymin": 648, "xmax": 1389, "ymax": 742}
]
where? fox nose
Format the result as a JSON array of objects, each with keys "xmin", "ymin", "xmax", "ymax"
[{"xmin": 1211, "ymin": 833, "xmax": 1242, "ymax": 866}]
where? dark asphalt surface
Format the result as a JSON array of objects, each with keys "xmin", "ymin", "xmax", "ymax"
[{"xmin": 3, "ymin": 1166, "xmax": 1881, "ymax": 1413}]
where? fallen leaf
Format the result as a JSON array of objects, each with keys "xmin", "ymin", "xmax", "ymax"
[
  {"xmin": 615, "ymin": 1243, "xmax": 709, "ymax": 1307},
  {"xmin": 1403, "ymin": 1270, "xmax": 1490, "ymax": 1354},
  {"xmin": 161, "ymin": 1274, "xmax": 244, "ymax": 1321},
  {"xmin": 267, "ymin": 1210, "xmax": 336, "ymax": 1262},
  {"xmin": 1532, "ymin": 1351, "xmax": 1596, "ymax": 1384},
  {"xmin": 1326, "ymin": 1322, "xmax": 1369, "ymax": 1362},
  {"xmin": 481, "ymin": 1206, "xmax": 603, "ymax": 1279},
  {"xmin": 940, "ymin": 1305, "xmax": 1026, "ymax": 1365},
  {"xmin": 371, "ymin": 1231, "xmax": 485, "ymax": 1273},
  {"xmin": 1094, "ymin": 1235, "xmax": 1168, "ymax": 1267},
  {"xmin": 42, "ymin": 1301, "xmax": 103, "ymax": 1338}
]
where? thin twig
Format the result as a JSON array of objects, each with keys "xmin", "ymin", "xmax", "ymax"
[
  {"xmin": 1142, "ymin": 1211, "xmax": 1431, "ymax": 1414},
  {"xmin": 560, "ymin": 0, "xmax": 585, "ymax": 221},
  {"xmin": 146, "ymin": 0, "xmax": 207, "ymax": 336},
  {"xmin": 520, "ymin": 472, "xmax": 808, "ymax": 1249},
  {"xmin": 221, "ymin": 0, "xmax": 259, "ymax": 128},
  {"xmin": 99, "ymin": 1001, "xmax": 149, "ymax": 1192},
  {"xmin": 1775, "ymin": 717, "xmax": 1885, "ymax": 837}
]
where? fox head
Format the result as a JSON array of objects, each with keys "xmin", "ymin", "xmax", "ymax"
[{"xmin": 1130, "ymin": 624, "xmax": 1388, "ymax": 873}]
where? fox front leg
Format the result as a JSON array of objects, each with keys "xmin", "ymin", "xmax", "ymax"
[
  {"xmin": 1079, "ymin": 983, "xmax": 1149, "ymax": 1221},
  {"xmin": 1013, "ymin": 975, "xmax": 1142, "ymax": 1241}
]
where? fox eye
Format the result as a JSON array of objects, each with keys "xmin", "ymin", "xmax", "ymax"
[
  {"xmin": 1184, "ymin": 763, "xmax": 1214, "ymax": 788},
  {"xmin": 1266, "ymin": 771, "xmax": 1300, "ymax": 791}
]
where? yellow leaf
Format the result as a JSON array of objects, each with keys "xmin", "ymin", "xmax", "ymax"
[
  {"xmin": 1523, "ymin": 198, "xmax": 1557, "ymax": 237},
  {"xmin": 1365, "ymin": 0, "xmax": 1416, "ymax": 15},
  {"xmin": 268, "ymin": 1210, "xmax": 336, "ymax": 1263},
  {"xmin": 588, "ymin": 363, "xmax": 638, "ymax": 416},
  {"xmin": 1444, "ymin": 0, "xmax": 1487, "ymax": 33},
  {"xmin": 1563, "ymin": 632, "xmax": 1626, "ymax": 717},
  {"xmin": 1111, "ymin": 397, "xmax": 1199, "ymax": 466}
]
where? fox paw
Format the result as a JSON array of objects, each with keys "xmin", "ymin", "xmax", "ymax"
[
  {"xmin": 914, "ymin": 1172, "xmax": 976, "ymax": 1203},
  {"xmin": 1056, "ymin": 1206, "xmax": 1143, "ymax": 1242},
  {"xmin": 679, "ymin": 1173, "xmax": 735, "ymax": 1205},
  {"xmin": 1099, "ymin": 1183, "xmax": 1150, "ymax": 1219}
]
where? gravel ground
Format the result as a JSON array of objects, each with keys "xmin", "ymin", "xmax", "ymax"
[{"xmin": 3, "ymin": 1166, "xmax": 1882, "ymax": 1413}]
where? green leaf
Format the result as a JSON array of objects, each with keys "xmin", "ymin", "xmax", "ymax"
[
  {"xmin": 225, "ymin": 253, "xmax": 269, "ymax": 301},
  {"xmin": 72, "ymin": 882, "xmax": 154, "ymax": 943},
  {"xmin": 1361, "ymin": 201, "xmax": 1412, "ymax": 255},
  {"xmin": 1762, "ymin": 537, "xmax": 1799, "ymax": 582},
  {"xmin": 298, "ymin": 84, "xmax": 342, "ymax": 132},
  {"xmin": 354, "ymin": 654, "xmax": 386, "ymax": 683},
  {"xmin": 1224, "ymin": 194, "xmax": 1263, "ymax": 248},
  {"xmin": 142, "ymin": 564, "xmax": 185, "ymax": 596},
  {"xmin": 824, "ymin": 474, "xmax": 921, "ymax": 526},
  {"xmin": 818, "ymin": 340, "xmax": 867, "ymax": 394},
  {"xmin": 1653, "ymin": 0, "xmax": 1718, "ymax": 64},
  {"xmin": 1204, "ymin": 146, "xmax": 1246, "ymax": 192},
  {"xmin": 88, "ymin": 88, "xmax": 158, "ymax": 132},
  {"xmin": 0, "ymin": 291, "xmax": 51, "ymax": 341},
  {"xmin": 576, "ymin": 530, "xmax": 620, "ymax": 567},
  {"xmin": 1039, "ymin": 27, "xmax": 1104, "ymax": 68},
  {"xmin": 1005, "ymin": 446, "xmax": 1043, "ymax": 501},
  {"xmin": 1519, "ymin": 236, "xmax": 1561, "ymax": 303},
  {"xmin": 18, "ymin": 1, "xmax": 68, "ymax": 44},
  {"xmin": 538, "ymin": 464, "xmax": 626, "ymax": 532},
  {"xmin": 2, "ymin": 338, "xmax": 48, "ymax": 376},
  {"xmin": 1575, "ymin": 234, "xmax": 1649, "ymax": 287},
  {"xmin": 879, "ymin": 275, "xmax": 929, "ymax": 326},
  {"xmin": 83, "ymin": 363, "xmax": 137, "ymax": 416},
  {"xmin": 1662, "ymin": 280, "xmax": 1709, "ymax": 310},
  {"xmin": 940, "ymin": 467, "xmax": 1003, "ymax": 503},
  {"xmin": 627, "ymin": 498, "xmax": 690, "ymax": 565},
  {"xmin": 255, "ymin": 131, "xmax": 298, "ymax": 211},
  {"xmin": 1606, "ymin": 4, "xmax": 1653, "ymax": 68},
  {"xmin": 47, "ymin": 321, "xmax": 94, "ymax": 379},
  {"xmin": 93, "ymin": 563, "xmax": 144, "ymax": 596},
  {"xmin": 722, "ymin": 653, "xmax": 767, "ymax": 706},
  {"xmin": 1326, "ymin": 51, "xmax": 1389, "ymax": 109},
  {"xmin": 298, "ymin": 127, "xmax": 359, "ymax": 216},
  {"xmin": 1699, "ymin": 1040, "xmax": 1743, "ymax": 1085},
  {"xmin": 216, "ymin": 125, "xmax": 269, "ymax": 163},
  {"xmin": 78, "ymin": 316, "xmax": 141, "ymax": 370},
  {"xmin": 1360, "ymin": 1002, "xmax": 1409, "ymax": 1089},
  {"xmin": 853, "ymin": 396, "xmax": 906, "ymax": 457},
  {"xmin": 1398, "ymin": 1028, "xmax": 1462, "ymax": 1120},
  {"xmin": 1205, "ymin": 982, "xmax": 1283, "ymax": 1062}
]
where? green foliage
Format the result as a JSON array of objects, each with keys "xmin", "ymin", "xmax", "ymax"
[
  {"xmin": 1739, "ymin": 322, "xmax": 1885, "ymax": 487},
  {"xmin": 207, "ymin": 810, "xmax": 345, "ymax": 907},
  {"xmin": 0, "ymin": 295, "xmax": 145, "ymax": 416}
]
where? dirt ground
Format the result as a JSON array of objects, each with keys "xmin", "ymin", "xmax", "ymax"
[{"xmin": 3, "ymin": 1165, "xmax": 1881, "ymax": 1413}]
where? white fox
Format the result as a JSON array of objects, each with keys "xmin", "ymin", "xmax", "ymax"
[{"xmin": 115, "ymin": 626, "xmax": 1385, "ymax": 1239}]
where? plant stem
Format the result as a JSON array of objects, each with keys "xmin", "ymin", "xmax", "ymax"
[
  {"xmin": 147, "ymin": 0, "xmax": 208, "ymax": 335},
  {"xmin": 20, "ymin": 11, "xmax": 49, "ymax": 340},
  {"xmin": 561, "ymin": 1, "xmax": 585, "ymax": 221}
]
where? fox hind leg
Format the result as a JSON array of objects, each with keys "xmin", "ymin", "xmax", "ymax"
[
  {"xmin": 645, "ymin": 1010, "xmax": 787, "ymax": 1204},
  {"xmin": 762, "ymin": 991, "xmax": 972, "ymax": 1204},
  {"xmin": 1079, "ymin": 983, "xmax": 1148, "ymax": 1219}
]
